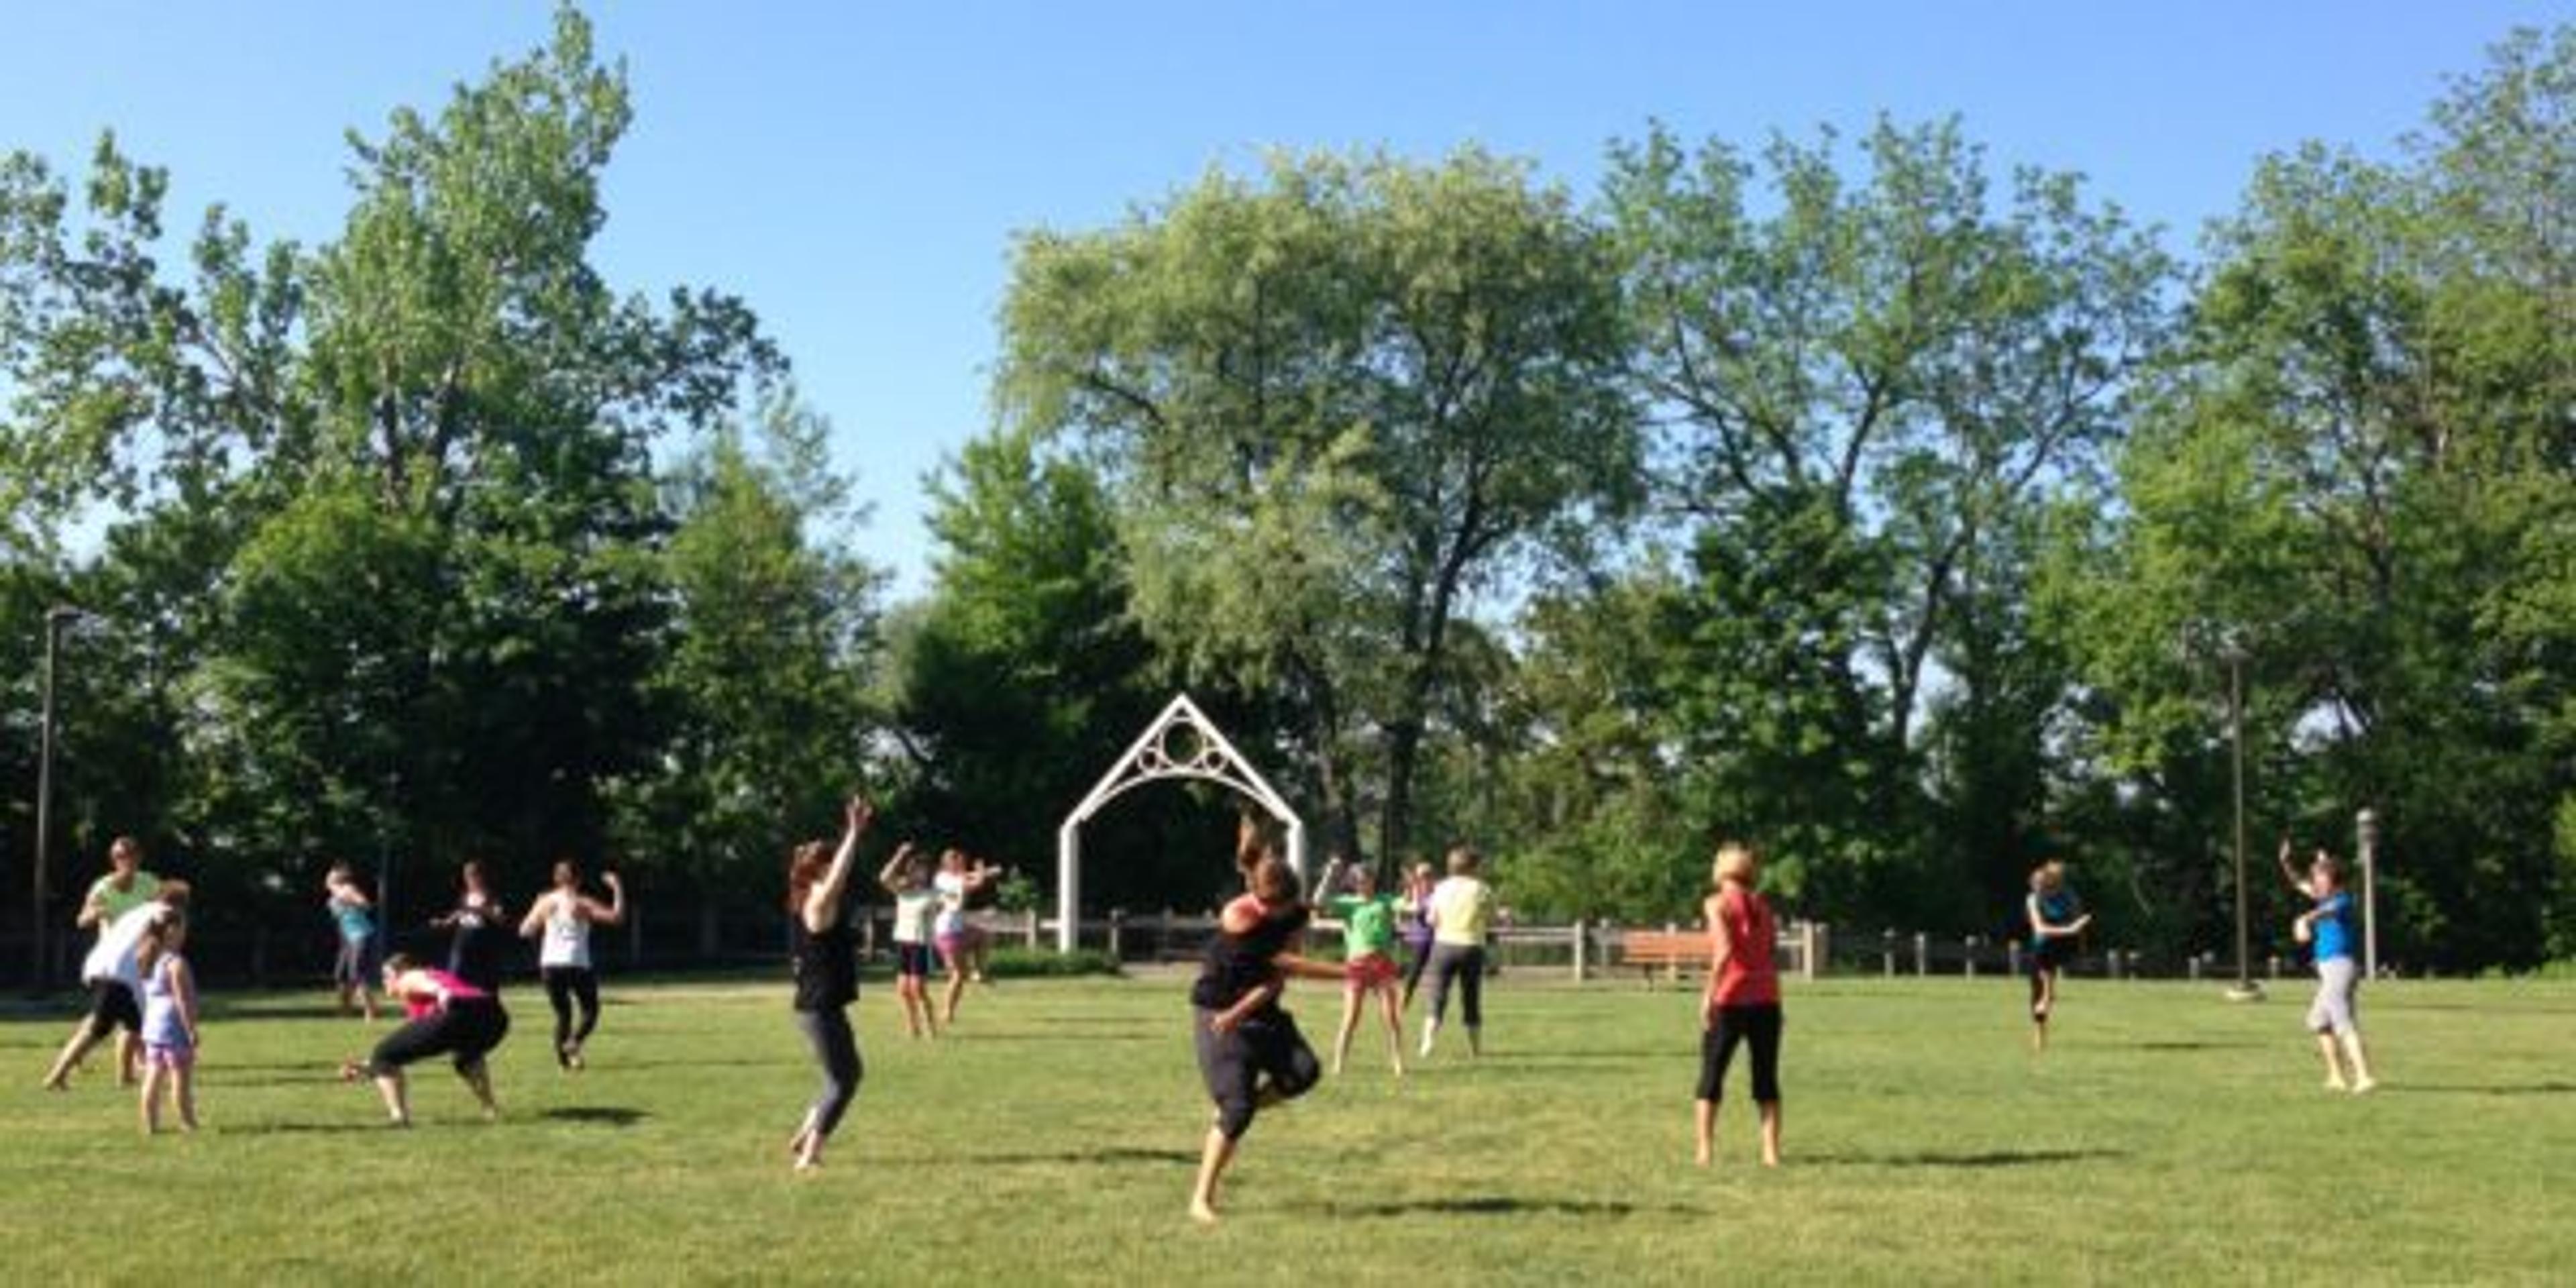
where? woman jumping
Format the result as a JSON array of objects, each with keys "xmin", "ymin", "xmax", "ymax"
[
  {"xmin": 786, "ymin": 796, "xmax": 873, "ymax": 1171},
  {"xmin": 1187, "ymin": 831, "xmax": 1347, "ymax": 1225},
  {"xmin": 2024, "ymin": 860, "xmax": 2092, "ymax": 1053},
  {"xmin": 1695, "ymin": 842, "xmax": 1783, "ymax": 1167},
  {"xmin": 340, "ymin": 954, "xmax": 510, "ymax": 1126},
  {"xmin": 1318, "ymin": 857, "xmax": 1405, "ymax": 1077},
  {"xmin": 2279, "ymin": 839, "xmax": 2377, "ymax": 1093},
  {"xmin": 519, "ymin": 861, "xmax": 625, "ymax": 1071}
]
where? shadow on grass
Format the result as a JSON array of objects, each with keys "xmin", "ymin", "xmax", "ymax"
[
  {"xmin": 1809, "ymin": 1148, "xmax": 2129, "ymax": 1169},
  {"xmin": 2381, "ymin": 1082, "xmax": 2575, "ymax": 1097},
  {"xmin": 537, "ymin": 1106, "xmax": 649, "ymax": 1127},
  {"xmin": 972, "ymin": 1146, "xmax": 1198, "ymax": 1167},
  {"xmin": 220, "ymin": 1120, "xmax": 407, "ymax": 1136},
  {"xmin": 941, "ymin": 1031, "xmax": 1165, "ymax": 1044},
  {"xmin": 1305, "ymin": 1196, "xmax": 1704, "ymax": 1218}
]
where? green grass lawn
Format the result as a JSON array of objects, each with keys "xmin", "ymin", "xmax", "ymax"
[{"xmin": 2, "ymin": 971, "xmax": 2568, "ymax": 1285}]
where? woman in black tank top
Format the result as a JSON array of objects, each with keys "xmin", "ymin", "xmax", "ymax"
[
  {"xmin": 784, "ymin": 796, "xmax": 872, "ymax": 1172},
  {"xmin": 1188, "ymin": 828, "xmax": 1351, "ymax": 1226}
]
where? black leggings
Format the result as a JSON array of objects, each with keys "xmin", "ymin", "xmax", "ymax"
[
  {"xmin": 1194, "ymin": 1008, "xmax": 1321, "ymax": 1141},
  {"xmin": 1424, "ymin": 943, "xmax": 1485, "ymax": 1028},
  {"xmin": 1697, "ymin": 1003, "xmax": 1782, "ymax": 1104},
  {"xmin": 794, "ymin": 1006, "xmax": 863, "ymax": 1140},
  {"xmin": 543, "ymin": 966, "xmax": 600, "ymax": 1061},
  {"xmin": 1399, "ymin": 938, "xmax": 1434, "ymax": 1004},
  {"xmin": 368, "ymin": 1000, "xmax": 510, "ymax": 1075}
]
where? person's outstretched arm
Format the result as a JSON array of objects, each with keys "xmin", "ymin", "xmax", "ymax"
[
  {"xmin": 2275, "ymin": 837, "xmax": 2315, "ymax": 898},
  {"xmin": 804, "ymin": 796, "xmax": 873, "ymax": 934},
  {"xmin": 517, "ymin": 892, "xmax": 551, "ymax": 939},
  {"xmin": 582, "ymin": 872, "xmax": 627, "ymax": 927},
  {"xmin": 877, "ymin": 843, "xmax": 917, "ymax": 896}
]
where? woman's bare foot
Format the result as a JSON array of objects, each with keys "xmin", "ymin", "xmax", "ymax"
[{"xmin": 1188, "ymin": 1198, "xmax": 1220, "ymax": 1226}]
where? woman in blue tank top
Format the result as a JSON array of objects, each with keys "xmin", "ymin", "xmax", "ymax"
[{"xmin": 2279, "ymin": 839, "xmax": 2377, "ymax": 1093}]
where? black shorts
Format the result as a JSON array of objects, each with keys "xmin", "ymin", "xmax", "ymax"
[
  {"xmin": 894, "ymin": 943, "xmax": 934, "ymax": 979},
  {"xmin": 2029, "ymin": 938, "xmax": 2076, "ymax": 973},
  {"xmin": 85, "ymin": 979, "xmax": 143, "ymax": 1040}
]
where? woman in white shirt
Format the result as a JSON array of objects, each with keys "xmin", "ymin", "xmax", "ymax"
[
  {"xmin": 932, "ymin": 849, "xmax": 1000, "ymax": 1027},
  {"xmin": 518, "ymin": 860, "xmax": 624, "ymax": 1070},
  {"xmin": 877, "ymin": 843, "xmax": 940, "ymax": 1039}
]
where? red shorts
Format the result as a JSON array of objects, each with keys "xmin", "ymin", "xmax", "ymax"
[{"xmin": 1344, "ymin": 953, "xmax": 1399, "ymax": 991}]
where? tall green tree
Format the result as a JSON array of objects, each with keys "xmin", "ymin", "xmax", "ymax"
[
  {"xmin": 998, "ymin": 147, "xmax": 1639, "ymax": 872},
  {"xmin": 1605, "ymin": 117, "xmax": 2172, "ymax": 924},
  {"xmin": 2050, "ymin": 26, "xmax": 2574, "ymax": 970}
]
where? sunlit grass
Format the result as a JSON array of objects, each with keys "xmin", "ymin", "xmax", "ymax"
[{"xmin": 1, "ymin": 972, "xmax": 2567, "ymax": 1284}]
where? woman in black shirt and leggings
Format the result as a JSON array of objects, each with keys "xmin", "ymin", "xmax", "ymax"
[{"xmin": 785, "ymin": 795, "xmax": 872, "ymax": 1173}]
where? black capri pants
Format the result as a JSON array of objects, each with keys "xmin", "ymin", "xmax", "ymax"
[
  {"xmin": 543, "ymin": 966, "xmax": 602, "ymax": 1057},
  {"xmin": 1697, "ymin": 1003, "xmax": 1783, "ymax": 1104},
  {"xmin": 83, "ymin": 979, "xmax": 144, "ymax": 1041},
  {"xmin": 794, "ymin": 1005, "xmax": 863, "ymax": 1140},
  {"xmin": 1194, "ymin": 1007, "xmax": 1321, "ymax": 1141},
  {"xmin": 367, "ymin": 998, "xmax": 510, "ymax": 1075},
  {"xmin": 1423, "ymin": 943, "xmax": 1485, "ymax": 1028}
]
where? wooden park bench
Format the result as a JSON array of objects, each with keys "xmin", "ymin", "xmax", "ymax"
[{"xmin": 1615, "ymin": 928, "xmax": 1707, "ymax": 987}]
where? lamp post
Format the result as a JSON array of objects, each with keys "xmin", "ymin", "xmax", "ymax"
[
  {"xmin": 2356, "ymin": 808, "xmax": 2379, "ymax": 979},
  {"xmin": 30, "ymin": 606, "xmax": 80, "ymax": 991},
  {"xmin": 2221, "ymin": 641, "xmax": 2263, "ymax": 1002}
]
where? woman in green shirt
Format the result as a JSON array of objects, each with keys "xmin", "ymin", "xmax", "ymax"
[{"xmin": 1319, "ymin": 857, "xmax": 1406, "ymax": 1078}]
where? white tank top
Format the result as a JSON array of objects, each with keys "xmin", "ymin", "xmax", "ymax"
[{"xmin": 540, "ymin": 892, "xmax": 592, "ymax": 969}]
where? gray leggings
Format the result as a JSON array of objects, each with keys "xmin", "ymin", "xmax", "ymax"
[
  {"xmin": 794, "ymin": 1006, "xmax": 863, "ymax": 1140},
  {"xmin": 2306, "ymin": 956, "xmax": 2360, "ymax": 1036}
]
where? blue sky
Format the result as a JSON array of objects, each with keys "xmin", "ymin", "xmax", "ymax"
[{"xmin": 0, "ymin": 1, "xmax": 2555, "ymax": 594}]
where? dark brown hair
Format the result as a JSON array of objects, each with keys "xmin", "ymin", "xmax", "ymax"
[{"xmin": 785, "ymin": 841, "xmax": 832, "ymax": 914}]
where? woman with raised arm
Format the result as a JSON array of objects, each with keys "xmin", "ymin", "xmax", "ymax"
[
  {"xmin": 879, "ymin": 842, "xmax": 939, "ymax": 1039},
  {"xmin": 429, "ymin": 860, "xmax": 511, "ymax": 994},
  {"xmin": 2278, "ymin": 838, "xmax": 2377, "ymax": 1093},
  {"xmin": 1397, "ymin": 861, "xmax": 1438, "ymax": 1010},
  {"xmin": 2023, "ymin": 860, "xmax": 2093, "ymax": 1053},
  {"xmin": 785, "ymin": 795, "xmax": 873, "ymax": 1171},
  {"xmin": 1187, "ymin": 829, "xmax": 1348, "ymax": 1225},
  {"xmin": 339, "ymin": 953, "xmax": 510, "ymax": 1126},
  {"xmin": 932, "ymin": 849, "xmax": 1000, "ymax": 1027},
  {"xmin": 324, "ymin": 863, "xmax": 382, "ymax": 1022},
  {"xmin": 1317, "ymin": 857, "xmax": 1405, "ymax": 1078},
  {"xmin": 518, "ymin": 860, "xmax": 625, "ymax": 1071}
]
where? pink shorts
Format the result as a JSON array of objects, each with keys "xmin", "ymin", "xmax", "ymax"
[
  {"xmin": 1344, "ymin": 953, "xmax": 1399, "ymax": 991},
  {"xmin": 935, "ymin": 928, "xmax": 982, "ymax": 963},
  {"xmin": 144, "ymin": 1042, "xmax": 195, "ymax": 1071}
]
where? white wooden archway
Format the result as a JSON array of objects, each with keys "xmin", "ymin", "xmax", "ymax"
[{"xmin": 1057, "ymin": 694, "xmax": 1304, "ymax": 951}]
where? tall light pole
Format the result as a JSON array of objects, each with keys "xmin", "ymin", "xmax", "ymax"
[
  {"xmin": 2356, "ymin": 808, "xmax": 2379, "ymax": 979},
  {"xmin": 2222, "ymin": 641, "xmax": 2263, "ymax": 1002},
  {"xmin": 30, "ymin": 605, "xmax": 79, "ymax": 991}
]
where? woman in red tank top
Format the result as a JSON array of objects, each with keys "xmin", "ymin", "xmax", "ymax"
[{"xmin": 1695, "ymin": 843, "xmax": 1783, "ymax": 1167}]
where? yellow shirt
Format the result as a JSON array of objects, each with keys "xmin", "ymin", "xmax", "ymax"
[{"xmin": 1430, "ymin": 876, "xmax": 1493, "ymax": 946}]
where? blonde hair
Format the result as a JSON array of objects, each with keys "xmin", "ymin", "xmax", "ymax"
[
  {"xmin": 1713, "ymin": 842, "xmax": 1758, "ymax": 888},
  {"xmin": 1445, "ymin": 846, "xmax": 1482, "ymax": 877}
]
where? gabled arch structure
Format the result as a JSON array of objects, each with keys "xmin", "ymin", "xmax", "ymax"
[{"xmin": 1057, "ymin": 694, "xmax": 1305, "ymax": 952}]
